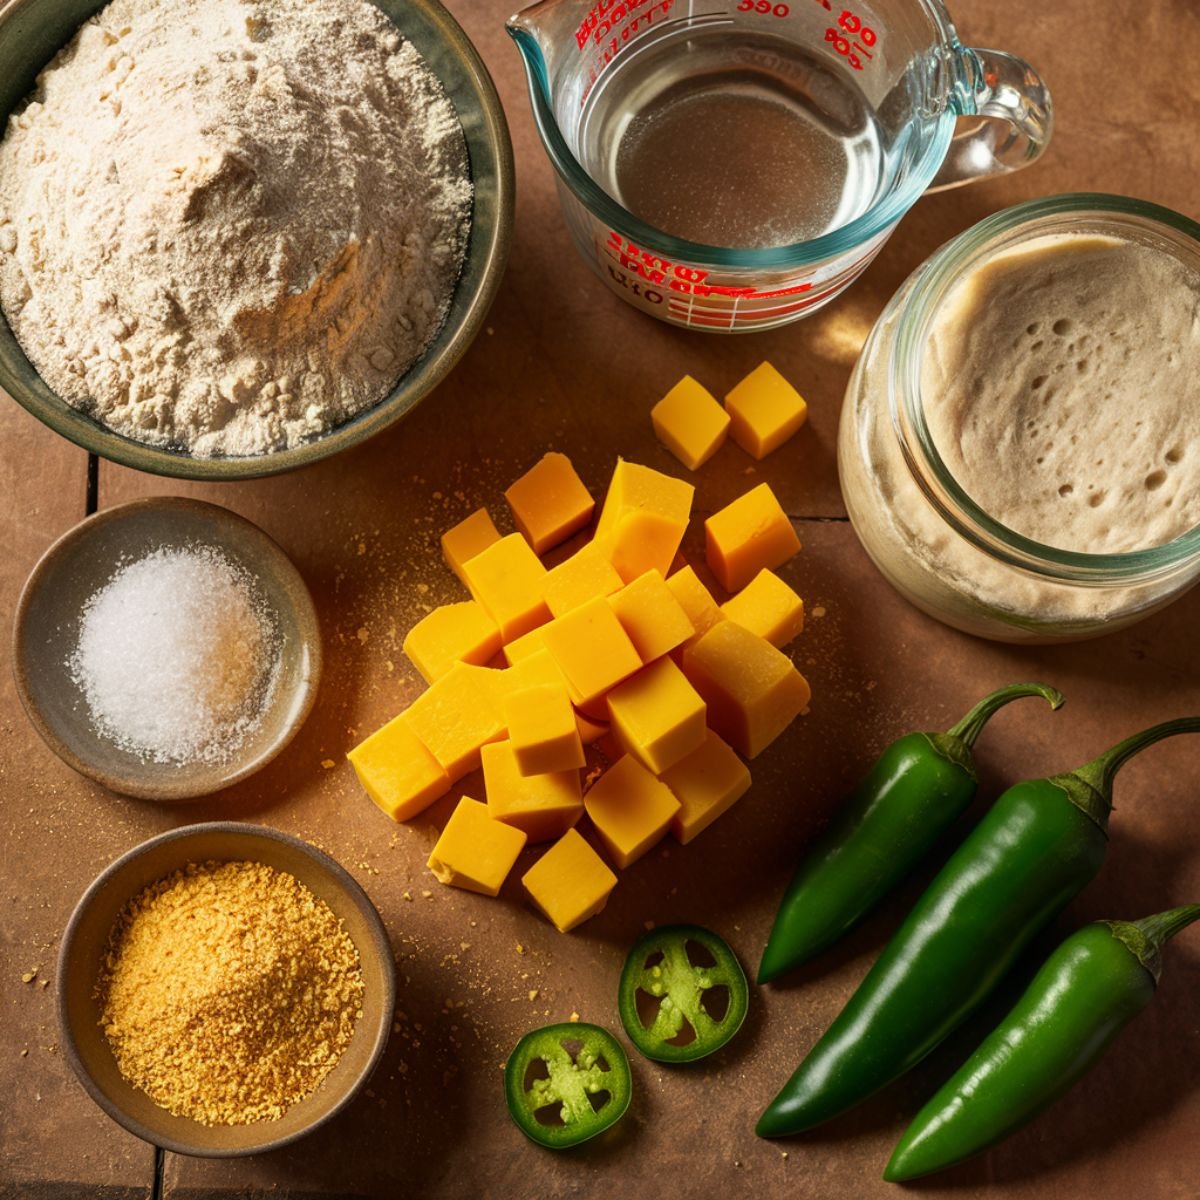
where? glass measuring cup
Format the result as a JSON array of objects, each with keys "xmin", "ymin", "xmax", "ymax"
[{"xmin": 507, "ymin": 0, "xmax": 1052, "ymax": 331}]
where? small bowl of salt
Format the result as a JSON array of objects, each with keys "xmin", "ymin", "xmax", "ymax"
[{"xmin": 13, "ymin": 498, "xmax": 322, "ymax": 800}]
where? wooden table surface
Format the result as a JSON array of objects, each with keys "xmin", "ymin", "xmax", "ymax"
[{"xmin": 2, "ymin": 1, "xmax": 1198, "ymax": 1197}]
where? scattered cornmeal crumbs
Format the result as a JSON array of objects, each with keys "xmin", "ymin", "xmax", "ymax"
[{"xmin": 95, "ymin": 860, "xmax": 364, "ymax": 1126}]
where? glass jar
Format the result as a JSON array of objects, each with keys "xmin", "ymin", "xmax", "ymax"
[{"xmin": 838, "ymin": 194, "xmax": 1200, "ymax": 642}]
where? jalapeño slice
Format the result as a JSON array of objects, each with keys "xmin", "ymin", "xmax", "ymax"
[
  {"xmin": 504, "ymin": 1022, "xmax": 632, "ymax": 1148},
  {"xmin": 618, "ymin": 925, "xmax": 749, "ymax": 1063}
]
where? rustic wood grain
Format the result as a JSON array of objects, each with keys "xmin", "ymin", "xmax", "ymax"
[
  {"xmin": 0, "ymin": 400, "xmax": 156, "ymax": 1196},
  {"xmin": 2, "ymin": 0, "xmax": 1197, "ymax": 1195}
]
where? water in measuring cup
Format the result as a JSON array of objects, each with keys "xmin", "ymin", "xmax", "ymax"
[{"xmin": 579, "ymin": 28, "xmax": 887, "ymax": 250}]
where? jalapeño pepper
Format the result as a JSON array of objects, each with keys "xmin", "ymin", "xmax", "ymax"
[
  {"xmin": 504, "ymin": 1022, "xmax": 631, "ymax": 1148},
  {"xmin": 886, "ymin": 904, "xmax": 1200, "ymax": 1181},
  {"xmin": 757, "ymin": 716, "xmax": 1200, "ymax": 1138},
  {"xmin": 758, "ymin": 683, "xmax": 1064, "ymax": 984},
  {"xmin": 618, "ymin": 925, "xmax": 749, "ymax": 1063}
]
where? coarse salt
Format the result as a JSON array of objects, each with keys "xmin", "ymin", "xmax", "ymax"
[{"xmin": 69, "ymin": 546, "xmax": 279, "ymax": 764}]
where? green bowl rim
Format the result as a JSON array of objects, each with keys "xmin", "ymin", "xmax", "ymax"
[
  {"xmin": 0, "ymin": 0, "xmax": 515, "ymax": 479},
  {"xmin": 56, "ymin": 821, "xmax": 398, "ymax": 1157}
]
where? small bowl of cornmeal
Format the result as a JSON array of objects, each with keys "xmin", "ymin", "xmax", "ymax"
[
  {"xmin": 58, "ymin": 822, "xmax": 395, "ymax": 1155},
  {"xmin": 13, "ymin": 497, "xmax": 322, "ymax": 799}
]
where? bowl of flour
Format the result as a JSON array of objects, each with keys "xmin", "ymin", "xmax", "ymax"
[{"xmin": 0, "ymin": 0, "xmax": 512, "ymax": 478}]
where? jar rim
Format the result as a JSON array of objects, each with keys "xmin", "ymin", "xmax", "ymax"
[{"xmin": 889, "ymin": 192, "xmax": 1200, "ymax": 585}]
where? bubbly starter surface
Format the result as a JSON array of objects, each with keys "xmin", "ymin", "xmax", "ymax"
[{"xmin": 921, "ymin": 234, "xmax": 1200, "ymax": 554}]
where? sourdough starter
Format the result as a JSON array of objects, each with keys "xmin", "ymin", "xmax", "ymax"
[
  {"xmin": 921, "ymin": 235, "xmax": 1200, "ymax": 553},
  {"xmin": 0, "ymin": 0, "xmax": 472, "ymax": 456},
  {"xmin": 839, "ymin": 229, "xmax": 1200, "ymax": 639}
]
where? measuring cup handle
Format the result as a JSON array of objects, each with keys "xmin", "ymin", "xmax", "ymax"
[{"xmin": 929, "ymin": 46, "xmax": 1053, "ymax": 192}]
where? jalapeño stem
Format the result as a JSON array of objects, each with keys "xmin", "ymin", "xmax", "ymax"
[
  {"xmin": 1054, "ymin": 717, "xmax": 1200, "ymax": 831},
  {"xmin": 1106, "ymin": 903, "xmax": 1200, "ymax": 982},
  {"xmin": 945, "ymin": 683, "xmax": 1065, "ymax": 749}
]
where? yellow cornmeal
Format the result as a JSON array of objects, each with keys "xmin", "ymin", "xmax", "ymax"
[{"xmin": 96, "ymin": 860, "xmax": 364, "ymax": 1126}]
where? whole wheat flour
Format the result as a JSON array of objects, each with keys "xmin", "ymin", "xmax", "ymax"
[{"xmin": 0, "ymin": 0, "xmax": 472, "ymax": 457}]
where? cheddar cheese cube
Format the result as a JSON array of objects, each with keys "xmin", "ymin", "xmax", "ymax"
[
  {"xmin": 401, "ymin": 662, "xmax": 507, "ymax": 782},
  {"xmin": 510, "ymin": 647, "xmax": 568, "ymax": 692},
  {"xmin": 427, "ymin": 796, "xmax": 527, "ymax": 896},
  {"xmin": 595, "ymin": 460, "xmax": 694, "ymax": 583},
  {"xmin": 543, "ymin": 541, "xmax": 624, "ymax": 619},
  {"xmin": 503, "ymin": 626, "xmax": 549, "ymax": 665},
  {"xmin": 584, "ymin": 755, "xmax": 681, "ymax": 869},
  {"xmin": 705, "ymin": 482, "xmax": 801, "ymax": 593},
  {"xmin": 503, "ymin": 683, "xmax": 586, "ymax": 776},
  {"xmin": 539, "ymin": 595, "xmax": 642, "ymax": 708},
  {"xmin": 608, "ymin": 569, "xmax": 695, "ymax": 662},
  {"xmin": 661, "ymin": 730, "xmax": 751, "ymax": 844},
  {"xmin": 522, "ymin": 829, "xmax": 617, "ymax": 933},
  {"xmin": 720, "ymin": 568, "xmax": 805, "ymax": 648},
  {"xmin": 505, "ymin": 452, "xmax": 595, "ymax": 555},
  {"xmin": 665, "ymin": 565, "xmax": 725, "ymax": 653},
  {"xmin": 575, "ymin": 711, "xmax": 609, "ymax": 745},
  {"xmin": 606, "ymin": 656, "xmax": 706, "ymax": 775},
  {"xmin": 724, "ymin": 361, "xmax": 808, "ymax": 460},
  {"xmin": 402, "ymin": 600, "xmax": 502, "ymax": 684},
  {"xmin": 681, "ymin": 621, "xmax": 810, "ymax": 758},
  {"xmin": 458, "ymin": 663, "xmax": 521, "ymax": 711},
  {"xmin": 604, "ymin": 508, "xmax": 691, "ymax": 585},
  {"xmin": 348, "ymin": 714, "xmax": 450, "ymax": 822},
  {"xmin": 461, "ymin": 532, "xmax": 551, "ymax": 642},
  {"xmin": 481, "ymin": 739, "xmax": 583, "ymax": 843},
  {"xmin": 441, "ymin": 508, "xmax": 501, "ymax": 585},
  {"xmin": 651, "ymin": 375, "xmax": 730, "ymax": 470}
]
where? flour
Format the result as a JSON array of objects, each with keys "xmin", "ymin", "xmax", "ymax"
[{"xmin": 0, "ymin": 0, "xmax": 472, "ymax": 457}]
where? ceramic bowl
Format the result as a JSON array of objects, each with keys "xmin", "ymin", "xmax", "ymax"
[
  {"xmin": 58, "ymin": 822, "xmax": 396, "ymax": 1157},
  {"xmin": 13, "ymin": 497, "xmax": 322, "ymax": 800},
  {"xmin": 0, "ymin": 0, "xmax": 513, "ymax": 479}
]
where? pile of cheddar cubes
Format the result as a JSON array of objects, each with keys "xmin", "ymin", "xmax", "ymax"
[{"xmin": 348, "ymin": 362, "xmax": 812, "ymax": 933}]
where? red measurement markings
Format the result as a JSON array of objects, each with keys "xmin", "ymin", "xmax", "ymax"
[
  {"xmin": 825, "ymin": 9, "xmax": 877, "ymax": 69},
  {"xmin": 578, "ymin": 0, "xmax": 674, "ymax": 105},
  {"xmin": 576, "ymin": 0, "xmax": 664, "ymax": 51},
  {"xmin": 603, "ymin": 232, "xmax": 817, "ymax": 299},
  {"xmin": 737, "ymin": 0, "xmax": 792, "ymax": 17}
]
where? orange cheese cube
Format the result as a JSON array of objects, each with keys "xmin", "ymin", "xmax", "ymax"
[
  {"xmin": 651, "ymin": 375, "xmax": 731, "ymax": 470},
  {"xmin": 503, "ymin": 626, "xmax": 549, "ymax": 665},
  {"xmin": 401, "ymin": 662, "xmax": 507, "ymax": 782},
  {"xmin": 584, "ymin": 755, "xmax": 680, "ymax": 869},
  {"xmin": 503, "ymin": 683, "xmax": 586, "ymax": 776},
  {"xmin": 510, "ymin": 647, "xmax": 568, "ymax": 692},
  {"xmin": 543, "ymin": 541, "xmax": 624, "ymax": 618},
  {"xmin": 482, "ymin": 739, "xmax": 583, "ymax": 843},
  {"xmin": 347, "ymin": 714, "xmax": 450, "ymax": 822},
  {"xmin": 705, "ymin": 482, "xmax": 801, "ymax": 593},
  {"xmin": 720, "ymin": 568, "xmax": 805, "ymax": 648},
  {"xmin": 681, "ymin": 621, "xmax": 810, "ymax": 758},
  {"xmin": 505, "ymin": 452, "xmax": 595, "ymax": 555},
  {"xmin": 661, "ymin": 730, "xmax": 751, "ymax": 844},
  {"xmin": 606, "ymin": 656, "xmax": 706, "ymax": 775},
  {"xmin": 608, "ymin": 569, "xmax": 695, "ymax": 661},
  {"xmin": 427, "ymin": 796, "xmax": 527, "ymax": 896},
  {"xmin": 441, "ymin": 508, "xmax": 501, "ymax": 585},
  {"xmin": 724, "ymin": 361, "xmax": 808, "ymax": 460},
  {"xmin": 522, "ymin": 829, "xmax": 617, "ymax": 933},
  {"xmin": 603, "ymin": 508, "xmax": 690, "ymax": 584},
  {"xmin": 594, "ymin": 459, "xmax": 694, "ymax": 583},
  {"xmin": 402, "ymin": 600, "xmax": 502, "ymax": 684},
  {"xmin": 665, "ymin": 565, "xmax": 726, "ymax": 654},
  {"xmin": 575, "ymin": 711, "xmax": 609, "ymax": 745},
  {"xmin": 461, "ymin": 532, "xmax": 551, "ymax": 642},
  {"xmin": 539, "ymin": 595, "xmax": 642, "ymax": 708}
]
